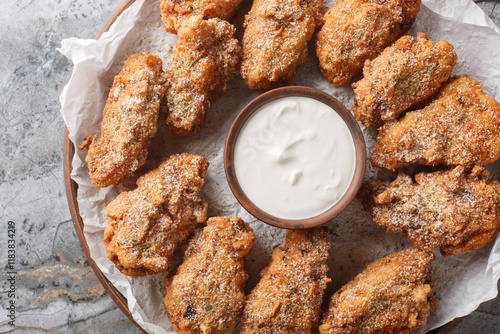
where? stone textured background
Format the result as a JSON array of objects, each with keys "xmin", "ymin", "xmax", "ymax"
[{"xmin": 0, "ymin": 0, "xmax": 498, "ymax": 333}]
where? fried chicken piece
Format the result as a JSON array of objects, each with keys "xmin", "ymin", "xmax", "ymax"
[
  {"xmin": 358, "ymin": 166, "xmax": 500, "ymax": 256},
  {"xmin": 319, "ymin": 248, "xmax": 436, "ymax": 334},
  {"xmin": 316, "ymin": 0, "xmax": 421, "ymax": 86},
  {"xmin": 165, "ymin": 15, "xmax": 240, "ymax": 137},
  {"xmin": 164, "ymin": 217, "xmax": 254, "ymax": 334},
  {"xmin": 240, "ymin": 227, "xmax": 331, "ymax": 334},
  {"xmin": 104, "ymin": 153, "xmax": 209, "ymax": 277},
  {"xmin": 79, "ymin": 53, "xmax": 166, "ymax": 187},
  {"xmin": 160, "ymin": 0, "xmax": 244, "ymax": 34},
  {"xmin": 371, "ymin": 76, "xmax": 500, "ymax": 171},
  {"xmin": 352, "ymin": 33, "xmax": 457, "ymax": 127},
  {"xmin": 240, "ymin": 0, "xmax": 323, "ymax": 91}
]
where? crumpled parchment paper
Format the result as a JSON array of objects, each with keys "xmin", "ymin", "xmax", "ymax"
[{"xmin": 59, "ymin": 0, "xmax": 500, "ymax": 332}]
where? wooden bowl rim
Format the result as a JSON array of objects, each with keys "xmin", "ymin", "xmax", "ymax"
[
  {"xmin": 63, "ymin": 0, "xmax": 146, "ymax": 332},
  {"xmin": 62, "ymin": 0, "xmax": 463, "ymax": 332},
  {"xmin": 224, "ymin": 86, "xmax": 366, "ymax": 229}
]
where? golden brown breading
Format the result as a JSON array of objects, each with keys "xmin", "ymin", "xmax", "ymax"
[
  {"xmin": 240, "ymin": 227, "xmax": 331, "ymax": 334},
  {"xmin": 319, "ymin": 248, "xmax": 436, "ymax": 334},
  {"xmin": 165, "ymin": 15, "xmax": 240, "ymax": 137},
  {"xmin": 164, "ymin": 217, "xmax": 254, "ymax": 334},
  {"xmin": 371, "ymin": 75, "xmax": 500, "ymax": 171},
  {"xmin": 352, "ymin": 33, "xmax": 457, "ymax": 127},
  {"xmin": 358, "ymin": 166, "xmax": 500, "ymax": 256},
  {"xmin": 104, "ymin": 153, "xmax": 209, "ymax": 277},
  {"xmin": 79, "ymin": 53, "xmax": 166, "ymax": 187},
  {"xmin": 240, "ymin": 0, "xmax": 323, "ymax": 91},
  {"xmin": 160, "ymin": 0, "xmax": 244, "ymax": 34},
  {"xmin": 316, "ymin": 0, "xmax": 421, "ymax": 86}
]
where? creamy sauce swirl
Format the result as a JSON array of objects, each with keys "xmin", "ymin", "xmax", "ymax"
[{"xmin": 234, "ymin": 96, "xmax": 356, "ymax": 219}]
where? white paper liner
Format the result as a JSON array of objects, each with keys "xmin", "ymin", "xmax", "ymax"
[{"xmin": 58, "ymin": 1, "xmax": 500, "ymax": 333}]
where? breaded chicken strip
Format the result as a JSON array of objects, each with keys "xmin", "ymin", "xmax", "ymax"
[
  {"xmin": 160, "ymin": 0, "xmax": 244, "ymax": 34},
  {"xmin": 164, "ymin": 217, "xmax": 254, "ymax": 334},
  {"xmin": 240, "ymin": 227, "xmax": 331, "ymax": 334},
  {"xmin": 371, "ymin": 76, "xmax": 500, "ymax": 171},
  {"xmin": 358, "ymin": 166, "xmax": 500, "ymax": 256},
  {"xmin": 319, "ymin": 248, "xmax": 436, "ymax": 334},
  {"xmin": 240, "ymin": 0, "xmax": 323, "ymax": 91},
  {"xmin": 79, "ymin": 53, "xmax": 166, "ymax": 187},
  {"xmin": 316, "ymin": 0, "xmax": 421, "ymax": 86},
  {"xmin": 165, "ymin": 15, "xmax": 240, "ymax": 136},
  {"xmin": 353, "ymin": 33, "xmax": 457, "ymax": 127},
  {"xmin": 104, "ymin": 153, "xmax": 209, "ymax": 277}
]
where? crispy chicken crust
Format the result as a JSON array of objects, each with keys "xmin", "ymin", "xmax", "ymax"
[
  {"xmin": 164, "ymin": 217, "xmax": 254, "ymax": 334},
  {"xmin": 240, "ymin": 227, "xmax": 331, "ymax": 334},
  {"xmin": 160, "ymin": 0, "xmax": 244, "ymax": 34},
  {"xmin": 316, "ymin": 0, "xmax": 421, "ymax": 86},
  {"xmin": 104, "ymin": 153, "xmax": 209, "ymax": 277},
  {"xmin": 165, "ymin": 15, "xmax": 240, "ymax": 137},
  {"xmin": 79, "ymin": 53, "xmax": 166, "ymax": 187},
  {"xmin": 371, "ymin": 75, "xmax": 500, "ymax": 171},
  {"xmin": 352, "ymin": 33, "xmax": 457, "ymax": 127},
  {"xmin": 240, "ymin": 0, "xmax": 323, "ymax": 91},
  {"xmin": 358, "ymin": 166, "xmax": 500, "ymax": 256},
  {"xmin": 319, "ymin": 248, "xmax": 436, "ymax": 334}
]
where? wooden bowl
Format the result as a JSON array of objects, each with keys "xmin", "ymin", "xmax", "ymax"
[
  {"xmin": 63, "ymin": 1, "xmax": 463, "ymax": 332},
  {"xmin": 224, "ymin": 86, "xmax": 366, "ymax": 229}
]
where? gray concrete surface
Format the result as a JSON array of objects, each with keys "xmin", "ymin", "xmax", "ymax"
[{"xmin": 0, "ymin": 0, "xmax": 498, "ymax": 333}]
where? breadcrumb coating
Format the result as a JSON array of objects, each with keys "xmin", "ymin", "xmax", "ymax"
[
  {"xmin": 316, "ymin": 0, "xmax": 421, "ymax": 86},
  {"xmin": 319, "ymin": 248, "xmax": 436, "ymax": 334},
  {"xmin": 371, "ymin": 75, "xmax": 500, "ymax": 171},
  {"xmin": 79, "ymin": 52, "xmax": 166, "ymax": 187},
  {"xmin": 352, "ymin": 33, "xmax": 457, "ymax": 127},
  {"xmin": 240, "ymin": 0, "xmax": 323, "ymax": 91},
  {"xmin": 165, "ymin": 217, "xmax": 254, "ymax": 334},
  {"xmin": 358, "ymin": 166, "xmax": 500, "ymax": 256},
  {"xmin": 160, "ymin": 0, "xmax": 244, "ymax": 34},
  {"xmin": 240, "ymin": 227, "xmax": 331, "ymax": 334},
  {"xmin": 165, "ymin": 15, "xmax": 240, "ymax": 136},
  {"xmin": 104, "ymin": 153, "xmax": 209, "ymax": 277}
]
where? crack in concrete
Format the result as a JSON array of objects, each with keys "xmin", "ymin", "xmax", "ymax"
[
  {"xmin": 1, "ymin": 179, "xmax": 25, "ymax": 209},
  {"xmin": 475, "ymin": 309, "xmax": 500, "ymax": 317},
  {"xmin": 51, "ymin": 305, "xmax": 117, "ymax": 332},
  {"xmin": 26, "ymin": 243, "xmax": 45, "ymax": 264},
  {"xmin": 51, "ymin": 219, "xmax": 72, "ymax": 260},
  {"xmin": 0, "ymin": 324, "xmax": 51, "ymax": 333},
  {"xmin": 16, "ymin": 0, "xmax": 37, "ymax": 14},
  {"xmin": 0, "ymin": 164, "xmax": 63, "ymax": 186},
  {"xmin": 5, "ymin": 303, "xmax": 111, "ymax": 333}
]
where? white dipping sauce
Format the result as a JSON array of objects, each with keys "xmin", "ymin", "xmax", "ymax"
[{"xmin": 234, "ymin": 96, "xmax": 356, "ymax": 219}]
